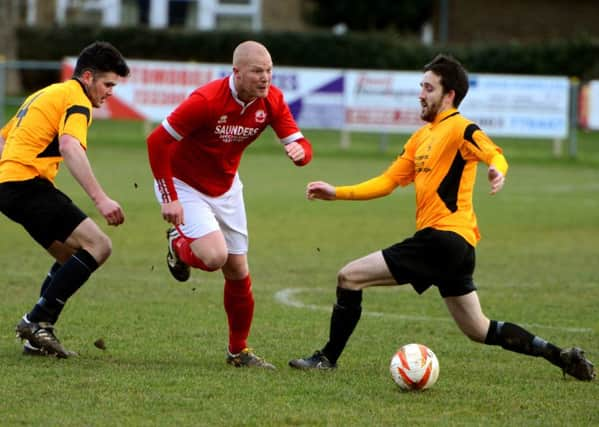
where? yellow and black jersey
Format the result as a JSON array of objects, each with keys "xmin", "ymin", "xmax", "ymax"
[
  {"xmin": 0, "ymin": 79, "xmax": 92, "ymax": 184},
  {"xmin": 336, "ymin": 108, "xmax": 508, "ymax": 246}
]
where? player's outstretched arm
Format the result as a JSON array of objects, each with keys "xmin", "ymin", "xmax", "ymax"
[
  {"xmin": 306, "ymin": 181, "xmax": 336, "ymax": 201},
  {"xmin": 59, "ymin": 134, "xmax": 124, "ymax": 226},
  {"xmin": 307, "ymin": 175, "xmax": 398, "ymax": 201}
]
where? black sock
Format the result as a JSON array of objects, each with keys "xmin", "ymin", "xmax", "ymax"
[
  {"xmin": 28, "ymin": 250, "xmax": 99, "ymax": 323},
  {"xmin": 485, "ymin": 320, "xmax": 563, "ymax": 367},
  {"xmin": 30, "ymin": 262, "xmax": 64, "ymax": 325},
  {"xmin": 321, "ymin": 287, "xmax": 362, "ymax": 364},
  {"xmin": 40, "ymin": 262, "xmax": 62, "ymax": 296}
]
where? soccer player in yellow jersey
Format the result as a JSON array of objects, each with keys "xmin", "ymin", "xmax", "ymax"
[
  {"xmin": 0, "ymin": 41, "xmax": 130, "ymax": 357},
  {"xmin": 289, "ymin": 54, "xmax": 595, "ymax": 381}
]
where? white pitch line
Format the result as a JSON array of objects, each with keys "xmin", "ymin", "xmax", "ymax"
[{"xmin": 274, "ymin": 288, "xmax": 594, "ymax": 334}]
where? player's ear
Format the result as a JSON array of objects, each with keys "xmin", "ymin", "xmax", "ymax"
[
  {"xmin": 80, "ymin": 69, "xmax": 94, "ymax": 85},
  {"xmin": 444, "ymin": 89, "xmax": 456, "ymax": 107}
]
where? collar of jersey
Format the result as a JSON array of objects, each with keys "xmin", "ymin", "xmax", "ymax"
[
  {"xmin": 71, "ymin": 77, "xmax": 90, "ymax": 101},
  {"xmin": 430, "ymin": 108, "xmax": 459, "ymax": 127},
  {"xmin": 229, "ymin": 74, "xmax": 258, "ymax": 112}
]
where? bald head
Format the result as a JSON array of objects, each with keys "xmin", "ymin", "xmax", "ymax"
[
  {"xmin": 232, "ymin": 41, "xmax": 271, "ymax": 68},
  {"xmin": 232, "ymin": 41, "xmax": 273, "ymax": 103}
]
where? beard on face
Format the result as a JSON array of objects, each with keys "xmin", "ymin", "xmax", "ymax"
[{"xmin": 420, "ymin": 100, "xmax": 439, "ymax": 122}]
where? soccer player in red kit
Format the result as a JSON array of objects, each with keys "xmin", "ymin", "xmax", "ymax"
[{"xmin": 146, "ymin": 41, "xmax": 312, "ymax": 369}]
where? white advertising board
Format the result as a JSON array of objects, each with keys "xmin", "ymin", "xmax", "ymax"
[
  {"xmin": 344, "ymin": 70, "xmax": 424, "ymax": 132},
  {"xmin": 62, "ymin": 58, "xmax": 228, "ymax": 120},
  {"xmin": 344, "ymin": 70, "xmax": 570, "ymax": 138},
  {"xmin": 461, "ymin": 74, "xmax": 570, "ymax": 139},
  {"xmin": 62, "ymin": 59, "xmax": 344, "ymax": 128},
  {"xmin": 268, "ymin": 67, "xmax": 344, "ymax": 129},
  {"xmin": 62, "ymin": 58, "xmax": 570, "ymax": 139},
  {"xmin": 586, "ymin": 80, "xmax": 599, "ymax": 130}
]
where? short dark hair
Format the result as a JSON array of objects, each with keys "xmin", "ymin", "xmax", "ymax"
[
  {"xmin": 73, "ymin": 41, "xmax": 130, "ymax": 78},
  {"xmin": 423, "ymin": 54, "xmax": 468, "ymax": 107}
]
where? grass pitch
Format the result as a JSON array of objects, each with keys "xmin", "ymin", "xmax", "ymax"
[{"xmin": 0, "ymin": 120, "xmax": 598, "ymax": 426}]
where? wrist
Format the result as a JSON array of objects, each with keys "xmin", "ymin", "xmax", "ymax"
[{"xmin": 91, "ymin": 191, "xmax": 109, "ymax": 205}]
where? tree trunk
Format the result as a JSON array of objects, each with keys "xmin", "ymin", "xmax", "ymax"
[{"xmin": 0, "ymin": 0, "xmax": 22, "ymax": 97}]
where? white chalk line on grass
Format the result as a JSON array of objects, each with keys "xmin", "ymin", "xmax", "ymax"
[{"xmin": 274, "ymin": 288, "xmax": 594, "ymax": 334}]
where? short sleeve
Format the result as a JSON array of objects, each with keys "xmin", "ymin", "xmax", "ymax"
[
  {"xmin": 60, "ymin": 104, "xmax": 91, "ymax": 148},
  {"xmin": 1, "ymin": 116, "xmax": 16, "ymax": 140}
]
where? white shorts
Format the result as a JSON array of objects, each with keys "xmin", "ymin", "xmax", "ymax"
[{"xmin": 154, "ymin": 175, "xmax": 248, "ymax": 254}]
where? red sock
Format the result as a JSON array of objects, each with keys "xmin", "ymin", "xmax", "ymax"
[
  {"xmin": 224, "ymin": 275, "xmax": 254, "ymax": 354},
  {"xmin": 174, "ymin": 237, "xmax": 218, "ymax": 271}
]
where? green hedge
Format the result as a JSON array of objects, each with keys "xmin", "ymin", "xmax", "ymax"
[{"xmin": 15, "ymin": 26, "xmax": 599, "ymax": 90}]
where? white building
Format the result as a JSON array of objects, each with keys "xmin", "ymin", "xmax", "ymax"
[{"xmin": 24, "ymin": 0, "xmax": 263, "ymax": 30}]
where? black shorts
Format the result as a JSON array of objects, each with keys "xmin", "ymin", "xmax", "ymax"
[
  {"xmin": 0, "ymin": 177, "xmax": 87, "ymax": 249},
  {"xmin": 381, "ymin": 227, "xmax": 476, "ymax": 298}
]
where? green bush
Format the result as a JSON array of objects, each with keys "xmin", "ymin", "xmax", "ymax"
[{"xmin": 15, "ymin": 26, "xmax": 599, "ymax": 91}]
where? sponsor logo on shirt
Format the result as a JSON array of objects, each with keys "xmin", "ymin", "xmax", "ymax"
[
  {"xmin": 214, "ymin": 125, "xmax": 260, "ymax": 143},
  {"xmin": 218, "ymin": 115, "xmax": 228, "ymax": 124},
  {"xmin": 415, "ymin": 136, "xmax": 432, "ymax": 172},
  {"xmin": 255, "ymin": 109, "xmax": 266, "ymax": 123}
]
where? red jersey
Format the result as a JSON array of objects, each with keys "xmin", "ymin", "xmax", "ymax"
[{"xmin": 148, "ymin": 75, "xmax": 311, "ymax": 200}]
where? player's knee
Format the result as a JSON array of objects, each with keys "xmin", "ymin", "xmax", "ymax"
[
  {"xmin": 337, "ymin": 267, "xmax": 360, "ymax": 290},
  {"xmin": 203, "ymin": 255, "xmax": 227, "ymax": 271},
  {"xmin": 87, "ymin": 233, "xmax": 112, "ymax": 265},
  {"xmin": 194, "ymin": 249, "xmax": 227, "ymax": 271}
]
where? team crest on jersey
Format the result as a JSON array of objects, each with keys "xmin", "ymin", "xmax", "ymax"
[
  {"xmin": 218, "ymin": 115, "xmax": 228, "ymax": 124},
  {"xmin": 255, "ymin": 110, "xmax": 266, "ymax": 123}
]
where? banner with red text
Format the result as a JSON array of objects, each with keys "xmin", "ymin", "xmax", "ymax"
[{"xmin": 62, "ymin": 59, "xmax": 343, "ymax": 128}]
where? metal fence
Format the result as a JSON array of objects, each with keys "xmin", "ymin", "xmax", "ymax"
[{"xmin": 0, "ymin": 59, "xmax": 62, "ymax": 121}]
